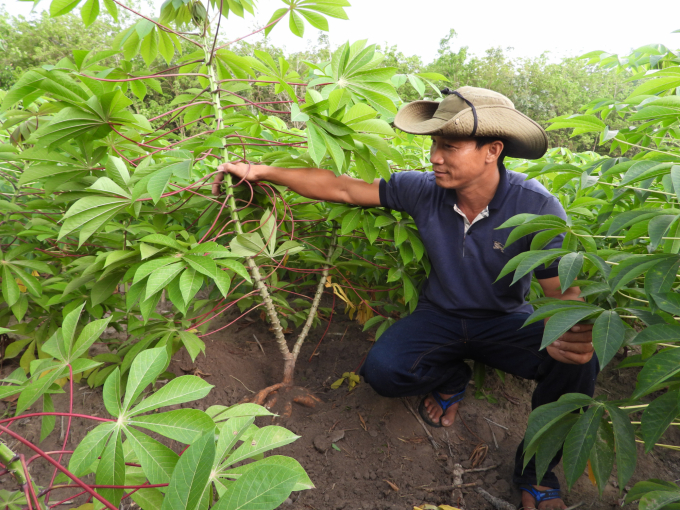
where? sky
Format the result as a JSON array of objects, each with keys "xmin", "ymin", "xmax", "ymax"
[{"xmin": 3, "ymin": 0, "xmax": 679, "ymax": 63}]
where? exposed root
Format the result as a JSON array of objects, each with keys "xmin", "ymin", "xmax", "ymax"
[
  {"xmin": 247, "ymin": 382, "xmax": 285, "ymax": 405},
  {"xmin": 245, "ymin": 383, "xmax": 321, "ymax": 417}
]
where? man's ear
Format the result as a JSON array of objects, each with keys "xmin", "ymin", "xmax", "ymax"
[{"xmin": 486, "ymin": 140, "xmax": 504, "ymax": 163}]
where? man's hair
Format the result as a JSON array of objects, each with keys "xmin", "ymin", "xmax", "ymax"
[{"xmin": 474, "ymin": 136, "xmax": 506, "ymax": 169}]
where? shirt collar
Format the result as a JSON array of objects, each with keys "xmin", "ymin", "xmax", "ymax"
[{"xmin": 443, "ymin": 164, "xmax": 509, "ymax": 210}]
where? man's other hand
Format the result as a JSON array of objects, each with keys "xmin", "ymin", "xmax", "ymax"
[
  {"xmin": 545, "ymin": 320, "xmax": 594, "ymax": 365},
  {"xmin": 212, "ymin": 162, "xmax": 257, "ymax": 195}
]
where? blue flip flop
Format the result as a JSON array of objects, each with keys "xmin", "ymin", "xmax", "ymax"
[
  {"xmin": 418, "ymin": 389, "xmax": 465, "ymax": 428},
  {"xmin": 518, "ymin": 485, "xmax": 562, "ymax": 509}
]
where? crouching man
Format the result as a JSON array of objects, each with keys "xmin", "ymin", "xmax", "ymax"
[{"xmin": 213, "ymin": 86, "xmax": 598, "ymax": 510}]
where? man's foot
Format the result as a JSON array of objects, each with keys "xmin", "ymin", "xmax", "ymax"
[
  {"xmin": 422, "ymin": 392, "xmax": 460, "ymax": 427},
  {"xmin": 520, "ymin": 485, "xmax": 567, "ymax": 510}
]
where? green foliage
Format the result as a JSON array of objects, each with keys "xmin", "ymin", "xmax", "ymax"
[{"xmin": 505, "ymin": 44, "xmax": 680, "ymax": 496}]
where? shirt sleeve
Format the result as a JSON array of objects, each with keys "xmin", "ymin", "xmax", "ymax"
[
  {"xmin": 533, "ymin": 195, "xmax": 567, "ymax": 280},
  {"xmin": 379, "ymin": 171, "xmax": 430, "ymax": 214}
]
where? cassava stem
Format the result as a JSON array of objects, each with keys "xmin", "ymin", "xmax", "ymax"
[{"xmin": 202, "ymin": 29, "xmax": 291, "ymax": 361}]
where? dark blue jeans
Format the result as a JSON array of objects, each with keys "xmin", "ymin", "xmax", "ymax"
[{"xmin": 359, "ymin": 306, "xmax": 599, "ymax": 489}]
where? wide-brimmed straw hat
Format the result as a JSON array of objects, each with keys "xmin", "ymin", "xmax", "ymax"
[{"xmin": 393, "ymin": 86, "xmax": 548, "ymax": 160}]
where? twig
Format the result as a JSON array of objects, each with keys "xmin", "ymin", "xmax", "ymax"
[
  {"xmin": 424, "ymin": 482, "xmax": 479, "ymax": 492},
  {"xmin": 464, "ymin": 464, "xmax": 498, "ymax": 473},
  {"xmin": 565, "ymin": 504, "xmax": 584, "ymax": 510},
  {"xmin": 476, "ymin": 487, "xmax": 517, "ymax": 510},
  {"xmin": 484, "ymin": 417, "xmax": 509, "ymax": 430},
  {"xmin": 252, "ymin": 334, "xmax": 265, "ymax": 355},
  {"xmin": 487, "ymin": 421, "xmax": 499, "ymax": 450},
  {"xmin": 401, "ymin": 398, "xmax": 440, "ymax": 449},
  {"xmin": 230, "ymin": 375, "xmax": 254, "ymax": 393}
]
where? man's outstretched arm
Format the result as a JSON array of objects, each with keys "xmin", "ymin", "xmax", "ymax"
[
  {"xmin": 212, "ymin": 162, "xmax": 381, "ymax": 207},
  {"xmin": 538, "ymin": 276, "xmax": 595, "ymax": 365}
]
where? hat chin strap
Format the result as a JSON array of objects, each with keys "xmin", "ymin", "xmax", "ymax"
[{"xmin": 440, "ymin": 88, "xmax": 478, "ymax": 137}]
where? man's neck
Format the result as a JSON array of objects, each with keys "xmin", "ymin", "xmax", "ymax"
[{"xmin": 455, "ymin": 165, "xmax": 501, "ymax": 221}]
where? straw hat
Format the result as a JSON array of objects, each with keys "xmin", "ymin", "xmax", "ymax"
[{"xmin": 393, "ymin": 86, "xmax": 548, "ymax": 160}]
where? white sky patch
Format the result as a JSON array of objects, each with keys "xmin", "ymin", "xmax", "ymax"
[{"xmin": 3, "ymin": 0, "xmax": 679, "ymax": 62}]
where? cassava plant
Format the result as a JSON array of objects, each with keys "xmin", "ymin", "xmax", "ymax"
[
  {"xmin": 0, "ymin": 0, "xmax": 440, "ymax": 420},
  {"xmin": 0, "ymin": 310, "xmax": 312, "ymax": 510},
  {"xmin": 493, "ymin": 44, "xmax": 680, "ymax": 506}
]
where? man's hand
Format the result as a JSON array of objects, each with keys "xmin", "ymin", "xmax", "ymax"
[
  {"xmin": 212, "ymin": 162, "xmax": 259, "ymax": 195},
  {"xmin": 545, "ymin": 320, "xmax": 594, "ymax": 364}
]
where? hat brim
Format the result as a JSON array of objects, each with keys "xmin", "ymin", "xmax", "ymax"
[{"xmin": 394, "ymin": 101, "xmax": 548, "ymax": 160}]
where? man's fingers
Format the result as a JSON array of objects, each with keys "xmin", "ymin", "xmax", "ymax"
[
  {"xmin": 211, "ymin": 172, "xmax": 224, "ymax": 196},
  {"xmin": 557, "ymin": 349, "xmax": 594, "ymax": 364},
  {"xmin": 570, "ymin": 323, "xmax": 593, "ymax": 333},
  {"xmin": 553, "ymin": 339, "xmax": 593, "ymax": 354}
]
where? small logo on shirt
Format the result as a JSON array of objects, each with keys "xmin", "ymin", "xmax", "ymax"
[{"xmin": 493, "ymin": 241, "xmax": 505, "ymax": 253}]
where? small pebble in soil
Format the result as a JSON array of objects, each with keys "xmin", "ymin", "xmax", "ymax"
[{"xmin": 369, "ymin": 430, "xmax": 378, "ymax": 437}]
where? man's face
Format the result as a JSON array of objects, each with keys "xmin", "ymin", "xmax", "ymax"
[{"xmin": 429, "ymin": 136, "xmax": 493, "ymax": 189}]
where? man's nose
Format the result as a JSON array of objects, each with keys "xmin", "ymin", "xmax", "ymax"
[{"xmin": 430, "ymin": 147, "xmax": 444, "ymax": 164}]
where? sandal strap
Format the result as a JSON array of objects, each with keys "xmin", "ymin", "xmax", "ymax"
[
  {"xmin": 519, "ymin": 485, "xmax": 561, "ymax": 504},
  {"xmin": 432, "ymin": 388, "xmax": 466, "ymax": 412}
]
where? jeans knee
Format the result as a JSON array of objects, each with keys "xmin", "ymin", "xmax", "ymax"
[{"xmin": 361, "ymin": 349, "xmax": 400, "ymax": 397}]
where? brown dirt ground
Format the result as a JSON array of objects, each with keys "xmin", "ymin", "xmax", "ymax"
[{"xmin": 1, "ymin": 304, "xmax": 679, "ymax": 510}]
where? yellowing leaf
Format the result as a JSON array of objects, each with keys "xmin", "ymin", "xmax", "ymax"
[
  {"xmin": 15, "ymin": 278, "xmax": 26, "ymax": 293},
  {"xmin": 587, "ymin": 459, "xmax": 597, "ymax": 486},
  {"xmin": 330, "ymin": 377, "xmax": 346, "ymax": 389},
  {"xmin": 31, "ymin": 270, "xmax": 39, "ymax": 277}
]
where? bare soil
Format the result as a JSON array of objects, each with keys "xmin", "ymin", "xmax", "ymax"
[{"xmin": 2, "ymin": 307, "xmax": 679, "ymax": 510}]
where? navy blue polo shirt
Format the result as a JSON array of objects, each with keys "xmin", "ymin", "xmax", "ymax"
[{"xmin": 379, "ymin": 166, "xmax": 566, "ymax": 319}]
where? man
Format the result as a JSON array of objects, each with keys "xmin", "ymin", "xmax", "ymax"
[{"xmin": 213, "ymin": 86, "xmax": 598, "ymax": 510}]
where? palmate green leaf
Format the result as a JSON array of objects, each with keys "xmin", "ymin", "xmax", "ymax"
[
  {"xmin": 214, "ymin": 416, "xmax": 255, "ymax": 467},
  {"xmin": 306, "ymin": 122, "xmax": 327, "ymax": 165},
  {"xmin": 592, "ymin": 310, "xmax": 625, "ymax": 368},
  {"xmin": 589, "ymin": 420, "xmax": 615, "ymax": 497},
  {"xmin": 648, "ymin": 214, "xmax": 679, "ymax": 251},
  {"xmin": 130, "ymin": 409, "xmax": 215, "ymax": 444},
  {"xmin": 609, "ymin": 256, "xmax": 672, "ymax": 294},
  {"xmin": 141, "ymin": 29, "xmax": 159, "ymax": 67},
  {"xmin": 123, "ymin": 347, "xmax": 169, "ymax": 411},
  {"xmin": 80, "ymin": 0, "xmax": 100, "ymax": 26},
  {"xmin": 626, "ymin": 480, "xmax": 680, "ymax": 506},
  {"xmin": 340, "ymin": 208, "xmax": 361, "ymax": 234},
  {"xmin": 639, "ymin": 490, "xmax": 680, "ymax": 510},
  {"xmin": 212, "ymin": 464, "xmax": 299, "ymax": 510},
  {"xmin": 630, "ymin": 323, "xmax": 680, "ymax": 345},
  {"xmin": 179, "ymin": 267, "xmax": 203, "ymax": 304},
  {"xmin": 133, "ymin": 257, "xmax": 180, "ymax": 285},
  {"xmin": 650, "ymin": 291, "xmax": 680, "ymax": 316},
  {"xmin": 178, "ymin": 330, "xmax": 205, "ymax": 361},
  {"xmin": 131, "ymin": 487, "xmax": 164, "ymax": 510},
  {"xmin": 184, "ymin": 254, "xmax": 217, "ymax": 278},
  {"xmin": 161, "ymin": 431, "xmax": 214, "ymax": 510},
  {"xmin": 633, "ymin": 347, "xmax": 680, "ymax": 398},
  {"xmin": 224, "ymin": 426, "xmax": 299, "ymax": 467},
  {"xmin": 641, "ymin": 389, "xmax": 680, "ymax": 453},
  {"xmin": 96, "ymin": 428, "xmax": 125, "ymax": 508},
  {"xmin": 40, "ymin": 393, "xmax": 56, "ymax": 442},
  {"xmin": 605, "ymin": 404, "xmax": 637, "ymax": 489},
  {"xmin": 72, "ymin": 316, "xmax": 112, "ymax": 360},
  {"xmin": 541, "ymin": 307, "xmax": 601, "ymax": 350},
  {"xmin": 59, "ymin": 197, "xmax": 129, "ymax": 247},
  {"xmin": 130, "ymin": 375, "xmax": 213, "ymax": 416},
  {"xmin": 563, "ymin": 405, "xmax": 605, "ymax": 489},
  {"xmin": 145, "ymin": 261, "xmax": 184, "ymax": 300},
  {"xmin": 124, "ymin": 426, "xmax": 179, "ymax": 483},
  {"xmin": 50, "ymin": 0, "xmax": 81, "ymax": 16},
  {"xmin": 147, "ymin": 160, "xmax": 191, "ymax": 204},
  {"xmin": 513, "ymin": 250, "xmax": 569, "ymax": 285},
  {"xmin": 528, "ymin": 411, "xmax": 578, "ymax": 485},
  {"xmin": 207, "ymin": 403, "xmax": 275, "ymax": 421},
  {"xmin": 16, "ymin": 364, "xmax": 68, "ymax": 415},
  {"xmin": 645, "ymin": 256, "xmax": 680, "ymax": 302},
  {"xmin": 558, "ymin": 252, "xmax": 583, "ymax": 293},
  {"xmin": 524, "ymin": 393, "xmax": 595, "ymax": 454},
  {"xmin": 103, "ymin": 367, "xmax": 122, "ymax": 417},
  {"xmin": 222, "ymin": 455, "xmax": 314, "ymax": 491},
  {"xmin": 68, "ymin": 422, "xmax": 116, "ymax": 476}
]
